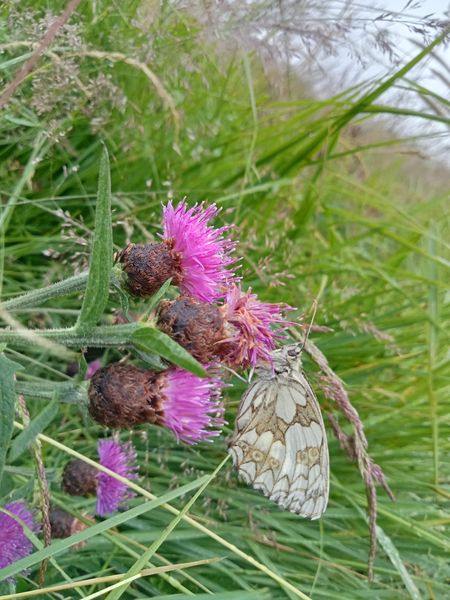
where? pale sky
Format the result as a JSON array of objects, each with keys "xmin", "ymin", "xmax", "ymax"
[{"xmin": 318, "ymin": 0, "xmax": 450, "ymax": 151}]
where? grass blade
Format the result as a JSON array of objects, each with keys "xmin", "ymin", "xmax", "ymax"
[{"xmin": 0, "ymin": 476, "xmax": 209, "ymax": 582}]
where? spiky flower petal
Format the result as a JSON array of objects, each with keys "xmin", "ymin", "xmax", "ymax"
[
  {"xmin": 161, "ymin": 366, "xmax": 226, "ymax": 444},
  {"xmin": 220, "ymin": 285, "xmax": 294, "ymax": 368},
  {"xmin": 96, "ymin": 439, "xmax": 139, "ymax": 517},
  {"xmin": 0, "ymin": 501, "xmax": 39, "ymax": 578},
  {"xmin": 163, "ymin": 200, "xmax": 239, "ymax": 302}
]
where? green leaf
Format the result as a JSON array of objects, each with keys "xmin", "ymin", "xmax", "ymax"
[
  {"xmin": 8, "ymin": 395, "xmax": 59, "ymax": 462},
  {"xmin": 132, "ymin": 326, "xmax": 207, "ymax": 377},
  {"xmin": 76, "ymin": 144, "xmax": 113, "ymax": 333},
  {"xmin": 143, "ymin": 277, "xmax": 173, "ymax": 317},
  {"xmin": 0, "ymin": 354, "xmax": 23, "ymax": 487}
]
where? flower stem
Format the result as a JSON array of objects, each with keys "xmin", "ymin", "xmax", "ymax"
[
  {"xmin": 0, "ymin": 272, "xmax": 90, "ymax": 312},
  {"xmin": 0, "ymin": 323, "xmax": 139, "ymax": 349},
  {"xmin": 15, "ymin": 380, "xmax": 87, "ymax": 404}
]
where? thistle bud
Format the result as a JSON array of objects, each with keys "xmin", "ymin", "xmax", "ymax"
[
  {"xmin": 60, "ymin": 440, "xmax": 139, "ymax": 517},
  {"xmin": 118, "ymin": 241, "xmax": 180, "ymax": 297},
  {"xmin": 157, "ymin": 286, "xmax": 295, "ymax": 368}
]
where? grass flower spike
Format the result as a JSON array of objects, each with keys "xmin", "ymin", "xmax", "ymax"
[
  {"xmin": 0, "ymin": 501, "xmax": 39, "ymax": 578},
  {"xmin": 119, "ymin": 200, "xmax": 238, "ymax": 302},
  {"xmin": 88, "ymin": 362, "xmax": 226, "ymax": 444}
]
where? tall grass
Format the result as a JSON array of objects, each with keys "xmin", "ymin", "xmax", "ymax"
[{"xmin": 0, "ymin": 2, "xmax": 449, "ymax": 599}]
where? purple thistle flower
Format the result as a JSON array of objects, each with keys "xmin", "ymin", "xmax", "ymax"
[
  {"xmin": 0, "ymin": 501, "xmax": 39, "ymax": 578},
  {"xmin": 162, "ymin": 200, "xmax": 239, "ymax": 302},
  {"xmin": 88, "ymin": 362, "xmax": 227, "ymax": 444},
  {"xmin": 96, "ymin": 439, "xmax": 139, "ymax": 517},
  {"xmin": 161, "ymin": 366, "xmax": 226, "ymax": 445},
  {"xmin": 221, "ymin": 285, "xmax": 295, "ymax": 368}
]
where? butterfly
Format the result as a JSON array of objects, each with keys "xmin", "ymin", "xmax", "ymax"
[{"xmin": 228, "ymin": 343, "xmax": 329, "ymax": 519}]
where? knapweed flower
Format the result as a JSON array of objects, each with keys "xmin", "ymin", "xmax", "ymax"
[
  {"xmin": 61, "ymin": 439, "xmax": 139, "ymax": 517},
  {"xmin": 118, "ymin": 201, "xmax": 238, "ymax": 302},
  {"xmin": 0, "ymin": 501, "xmax": 39, "ymax": 577},
  {"xmin": 88, "ymin": 362, "xmax": 225, "ymax": 444},
  {"xmin": 157, "ymin": 286, "xmax": 294, "ymax": 368}
]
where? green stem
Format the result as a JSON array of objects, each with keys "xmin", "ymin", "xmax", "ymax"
[
  {"xmin": 15, "ymin": 380, "xmax": 87, "ymax": 404},
  {"xmin": 0, "ymin": 323, "xmax": 139, "ymax": 349},
  {"xmin": 0, "ymin": 272, "xmax": 90, "ymax": 312}
]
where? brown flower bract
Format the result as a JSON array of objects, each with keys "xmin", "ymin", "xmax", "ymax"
[
  {"xmin": 62, "ymin": 459, "xmax": 98, "ymax": 496},
  {"xmin": 118, "ymin": 241, "xmax": 180, "ymax": 297},
  {"xmin": 157, "ymin": 296, "xmax": 226, "ymax": 363},
  {"xmin": 49, "ymin": 508, "xmax": 88, "ymax": 538},
  {"xmin": 88, "ymin": 362, "xmax": 163, "ymax": 428}
]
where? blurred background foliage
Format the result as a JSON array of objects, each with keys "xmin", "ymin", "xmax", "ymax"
[{"xmin": 0, "ymin": 1, "xmax": 449, "ymax": 598}]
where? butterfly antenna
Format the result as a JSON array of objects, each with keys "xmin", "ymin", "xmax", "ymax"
[{"xmin": 298, "ymin": 298, "xmax": 318, "ymax": 353}]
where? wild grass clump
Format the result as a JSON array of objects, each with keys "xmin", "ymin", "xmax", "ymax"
[{"xmin": 0, "ymin": 1, "xmax": 449, "ymax": 599}]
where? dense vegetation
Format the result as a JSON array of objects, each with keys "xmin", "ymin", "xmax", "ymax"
[{"xmin": 0, "ymin": 2, "xmax": 449, "ymax": 599}]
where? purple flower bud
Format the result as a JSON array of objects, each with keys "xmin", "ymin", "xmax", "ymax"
[{"xmin": 49, "ymin": 508, "xmax": 90, "ymax": 546}]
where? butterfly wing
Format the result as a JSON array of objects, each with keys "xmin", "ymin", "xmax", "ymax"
[{"xmin": 229, "ymin": 362, "xmax": 329, "ymax": 520}]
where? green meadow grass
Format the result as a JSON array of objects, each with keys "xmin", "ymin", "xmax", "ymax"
[{"xmin": 0, "ymin": 2, "xmax": 449, "ymax": 599}]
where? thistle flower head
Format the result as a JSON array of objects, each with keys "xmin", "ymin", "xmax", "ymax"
[
  {"xmin": 221, "ymin": 285, "xmax": 295, "ymax": 368},
  {"xmin": 160, "ymin": 366, "xmax": 226, "ymax": 444},
  {"xmin": 61, "ymin": 439, "xmax": 139, "ymax": 517},
  {"xmin": 0, "ymin": 501, "xmax": 39, "ymax": 578},
  {"xmin": 162, "ymin": 200, "xmax": 239, "ymax": 302},
  {"xmin": 88, "ymin": 362, "xmax": 226, "ymax": 445},
  {"xmin": 96, "ymin": 439, "xmax": 139, "ymax": 516}
]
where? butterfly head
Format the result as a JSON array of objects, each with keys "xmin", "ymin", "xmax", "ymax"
[{"xmin": 270, "ymin": 343, "xmax": 302, "ymax": 374}]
